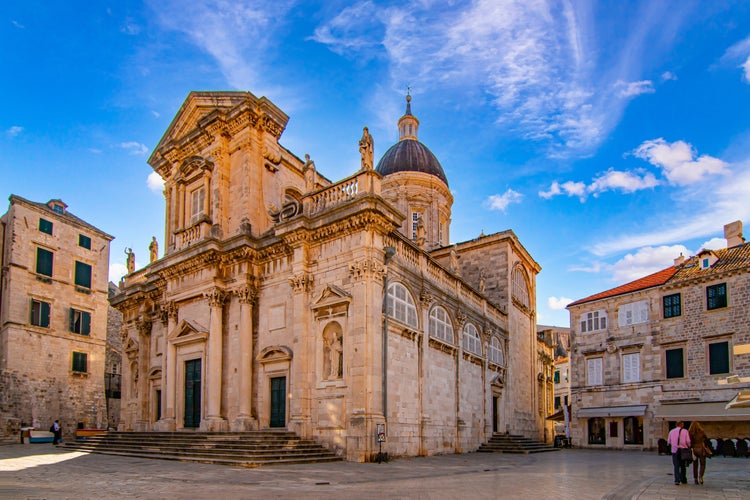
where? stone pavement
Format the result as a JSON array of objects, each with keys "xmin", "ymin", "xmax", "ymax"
[{"xmin": 0, "ymin": 444, "xmax": 748, "ymax": 499}]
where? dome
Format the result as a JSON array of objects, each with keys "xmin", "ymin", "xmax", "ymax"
[
  {"xmin": 375, "ymin": 94, "xmax": 449, "ymax": 187},
  {"xmin": 376, "ymin": 139, "xmax": 448, "ymax": 186}
]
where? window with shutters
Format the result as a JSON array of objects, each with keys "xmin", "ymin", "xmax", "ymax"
[
  {"xmin": 580, "ymin": 310, "xmax": 607, "ymax": 333},
  {"xmin": 708, "ymin": 341, "xmax": 730, "ymax": 375},
  {"xmin": 587, "ymin": 357, "xmax": 603, "ymax": 386},
  {"xmin": 39, "ymin": 218, "xmax": 53, "ymax": 234},
  {"xmin": 663, "ymin": 293, "xmax": 681, "ymax": 318},
  {"xmin": 386, "ymin": 282, "xmax": 418, "ymax": 328},
  {"xmin": 36, "ymin": 248, "xmax": 53, "ymax": 277},
  {"xmin": 665, "ymin": 347, "xmax": 685, "ymax": 379},
  {"xmin": 70, "ymin": 309, "xmax": 91, "ymax": 336},
  {"xmin": 78, "ymin": 234, "xmax": 91, "ymax": 249},
  {"xmin": 72, "ymin": 352, "xmax": 88, "ymax": 373},
  {"xmin": 30, "ymin": 299, "xmax": 51, "ymax": 328},
  {"xmin": 74, "ymin": 261, "xmax": 92, "ymax": 289},
  {"xmin": 622, "ymin": 352, "xmax": 640, "ymax": 383},
  {"xmin": 428, "ymin": 306, "xmax": 454, "ymax": 343},
  {"xmin": 617, "ymin": 300, "xmax": 648, "ymax": 327},
  {"xmin": 554, "ymin": 370, "xmax": 561, "ymax": 383},
  {"xmin": 706, "ymin": 283, "xmax": 727, "ymax": 310},
  {"xmin": 462, "ymin": 323, "xmax": 481, "ymax": 355}
]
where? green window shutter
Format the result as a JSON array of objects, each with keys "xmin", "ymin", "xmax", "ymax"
[
  {"xmin": 36, "ymin": 248, "xmax": 53, "ymax": 276},
  {"xmin": 709, "ymin": 342, "xmax": 730, "ymax": 375},
  {"xmin": 666, "ymin": 348, "xmax": 684, "ymax": 378},
  {"xmin": 39, "ymin": 218, "xmax": 53, "ymax": 234},
  {"xmin": 82, "ymin": 312, "xmax": 91, "ymax": 335},
  {"xmin": 74, "ymin": 261, "xmax": 92, "ymax": 288},
  {"xmin": 41, "ymin": 301, "xmax": 50, "ymax": 328},
  {"xmin": 69, "ymin": 308, "xmax": 76, "ymax": 332},
  {"xmin": 78, "ymin": 234, "xmax": 91, "ymax": 249}
]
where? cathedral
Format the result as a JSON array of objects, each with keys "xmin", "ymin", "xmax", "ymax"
[{"xmin": 113, "ymin": 91, "xmax": 543, "ymax": 461}]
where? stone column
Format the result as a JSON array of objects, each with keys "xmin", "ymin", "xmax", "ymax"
[
  {"xmin": 234, "ymin": 285, "xmax": 257, "ymax": 430},
  {"xmin": 135, "ymin": 317, "xmax": 152, "ymax": 431},
  {"xmin": 287, "ymin": 271, "xmax": 313, "ymax": 437},
  {"xmin": 418, "ymin": 288, "xmax": 433, "ymax": 455},
  {"xmin": 204, "ymin": 288, "xmax": 227, "ymax": 431},
  {"xmin": 162, "ymin": 301, "xmax": 178, "ymax": 430}
]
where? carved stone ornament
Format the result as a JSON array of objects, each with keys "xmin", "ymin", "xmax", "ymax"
[
  {"xmin": 419, "ymin": 287, "xmax": 434, "ymax": 305},
  {"xmin": 348, "ymin": 258, "xmax": 386, "ymax": 282},
  {"xmin": 204, "ymin": 288, "xmax": 228, "ymax": 308},
  {"xmin": 288, "ymin": 272, "xmax": 314, "ymax": 292},
  {"xmin": 235, "ymin": 285, "xmax": 258, "ymax": 304},
  {"xmin": 159, "ymin": 301, "xmax": 178, "ymax": 324},
  {"xmin": 455, "ymin": 310, "xmax": 467, "ymax": 328},
  {"xmin": 135, "ymin": 317, "xmax": 152, "ymax": 336}
]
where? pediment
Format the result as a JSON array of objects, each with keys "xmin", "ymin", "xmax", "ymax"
[
  {"xmin": 258, "ymin": 345, "xmax": 293, "ymax": 363},
  {"xmin": 170, "ymin": 319, "xmax": 209, "ymax": 346},
  {"xmin": 312, "ymin": 284, "xmax": 352, "ymax": 312}
]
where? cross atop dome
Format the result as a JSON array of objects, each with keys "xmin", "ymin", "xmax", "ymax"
[{"xmin": 398, "ymin": 93, "xmax": 420, "ymax": 141}]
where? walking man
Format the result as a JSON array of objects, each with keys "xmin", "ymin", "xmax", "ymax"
[{"xmin": 667, "ymin": 421, "xmax": 691, "ymax": 485}]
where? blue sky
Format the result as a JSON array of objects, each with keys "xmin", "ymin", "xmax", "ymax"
[{"xmin": 2, "ymin": 1, "xmax": 750, "ymax": 327}]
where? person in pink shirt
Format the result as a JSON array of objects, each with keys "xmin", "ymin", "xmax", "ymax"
[{"xmin": 667, "ymin": 421, "xmax": 692, "ymax": 485}]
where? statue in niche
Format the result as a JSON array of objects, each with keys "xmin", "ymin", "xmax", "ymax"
[
  {"xmin": 359, "ymin": 126, "xmax": 374, "ymax": 170},
  {"xmin": 149, "ymin": 236, "xmax": 158, "ymax": 263},
  {"xmin": 479, "ymin": 270, "xmax": 486, "ymax": 293},
  {"xmin": 125, "ymin": 247, "xmax": 135, "ymax": 274},
  {"xmin": 415, "ymin": 215, "xmax": 426, "ymax": 247},
  {"xmin": 323, "ymin": 327, "xmax": 343, "ymax": 380},
  {"xmin": 450, "ymin": 247, "xmax": 460, "ymax": 275}
]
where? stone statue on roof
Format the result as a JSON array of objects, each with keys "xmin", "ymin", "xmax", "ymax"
[{"xmin": 359, "ymin": 126, "xmax": 374, "ymax": 170}]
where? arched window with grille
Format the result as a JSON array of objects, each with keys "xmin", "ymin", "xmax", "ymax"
[
  {"xmin": 462, "ymin": 322, "xmax": 481, "ymax": 355},
  {"xmin": 488, "ymin": 336, "xmax": 504, "ymax": 366},
  {"xmin": 387, "ymin": 282, "xmax": 418, "ymax": 328},
  {"xmin": 429, "ymin": 305, "xmax": 454, "ymax": 343},
  {"xmin": 512, "ymin": 266, "xmax": 530, "ymax": 308}
]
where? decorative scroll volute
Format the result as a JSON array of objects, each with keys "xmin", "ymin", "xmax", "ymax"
[
  {"xmin": 288, "ymin": 272, "xmax": 314, "ymax": 293},
  {"xmin": 135, "ymin": 317, "xmax": 152, "ymax": 337},
  {"xmin": 204, "ymin": 288, "xmax": 228, "ymax": 308},
  {"xmin": 235, "ymin": 285, "xmax": 258, "ymax": 304},
  {"xmin": 419, "ymin": 287, "xmax": 434, "ymax": 306},
  {"xmin": 348, "ymin": 258, "xmax": 386, "ymax": 282}
]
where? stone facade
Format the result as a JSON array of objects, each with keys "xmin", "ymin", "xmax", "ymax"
[
  {"xmin": 105, "ymin": 282, "xmax": 122, "ymax": 430},
  {"xmin": 567, "ymin": 222, "xmax": 750, "ymax": 450},
  {"xmin": 112, "ymin": 91, "xmax": 543, "ymax": 461},
  {"xmin": 0, "ymin": 196, "xmax": 113, "ymax": 439}
]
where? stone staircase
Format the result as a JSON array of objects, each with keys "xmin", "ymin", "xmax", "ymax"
[
  {"xmin": 59, "ymin": 430, "xmax": 342, "ymax": 466},
  {"xmin": 477, "ymin": 433, "xmax": 559, "ymax": 454}
]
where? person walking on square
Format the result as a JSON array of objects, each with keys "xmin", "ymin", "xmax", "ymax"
[
  {"xmin": 51, "ymin": 420, "xmax": 62, "ymax": 445},
  {"xmin": 688, "ymin": 421, "xmax": 711, "ymax": 485},
  {"xmin": 667, "ymin": 421, "xmax": 691, "ymax": 485}
]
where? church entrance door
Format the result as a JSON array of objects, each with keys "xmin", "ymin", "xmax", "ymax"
[
  {"xmin": 270, "ymin": 376, "xmax": 286, "ymax": 428},
  {"xmin": 184, "ymin": 359, "xmax": 202, "ymax": 428},
  {"xmin": 492, "ymin": 396, "xmax": 499, "ymax": 433}
]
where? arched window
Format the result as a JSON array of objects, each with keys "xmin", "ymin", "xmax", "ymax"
[
  {"xmin": 387, "ymin": 282, "xmax": 418, "ymax": 328},
  {"xmin": 462, "ymin": 323, "xmax": 481, "ymax": 355},
  {"xmin": 429, "ymin": 306, "xmax": 454, "ymax": 343},
  {"xmin": 512, "ymin": 267, "xmax": 530, "ymax": 308},
  {"xmin": 488, "ymin": 336, "xmax": 504, "ymax": 366}
]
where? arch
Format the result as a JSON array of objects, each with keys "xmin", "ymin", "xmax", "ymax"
[
  {"xmin": 512, "ymin": 265, "xmax": 530, "ymax": 308},
  {"xmin": 257, "ymin": 345, "xmax": 293, "ymax": 362},
  {"xmin": 488, "ymin": 336, "xmax": 504, "ymax": 366},
  {"xmin": 387, "ymin": 282, "xmax": 418, "ymax": 328},
  {"xmin": 428, "ymin": 305, "xmax": 454, "ymax": 343},
  {"xmin": 462, "ymin": 322, "xmax": 481, "ymax": 355}
]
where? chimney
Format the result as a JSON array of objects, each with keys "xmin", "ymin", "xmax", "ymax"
[
  {"xmin": 674, "ymin": 253, "xmax": 685, "ymax": 267},
  {"xmin": 724, "ymin": 220, "xmax": 745, "ymax": 248}
]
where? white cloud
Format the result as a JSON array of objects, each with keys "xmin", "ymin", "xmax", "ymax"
[
  {"xmin": 309, "ymin": 1, "xmax": 381, "ymax": 56},
  {"xmin": 485, "ymin": 189, "xmax": 523, "ymax": 212},
  {"xmin": 588, "ymin": 168, "xmax": 659, "ymax": 195},
  {"xmin": 121, "ymin": 19, "xmax": 141, "ymax": 35},
  {"xmin": 109, "ymin": 262, "xmax": 128, "ymax": 283},
  {"xmin": 699, "ymin": 237, "xmax": 726, "ymax": 251},
  {"xmin": 88, "ymin": 148, "xmax": 102, "ymax": 154},
  {"xmin": 6, "ymin": 126, "xmax": 23, "ymax": 137},
  {"xmin": 120, "ymin": 141, "xmax": 148, "ymax": 155},
  {"xmin": 661, "ymin": 71, "xmax": 677, "ymax": 81},
  {"xmin": 11, "ymin": 20, "xmax": 24, "ymax": 29},
  {"xmin": 615, "ymin": 79, "xmax": 655, "ymax": 98},
  {"xmin": 147, "ymin": 172, "xmax": 165, "ymax": 192},
  {"xmin": 548, "ymin": 296, "xmax": 573, "ymax": 310},
  {"xmin": 539, "ymin": 180, "xmax": 587, "ymax": 200},
  {"xmin": 569, "ymin": 261, "xmax": 604, "ymax": 273},
  {"xmin": 610, "ymin": 245, "xmax": 689, "ymax": 283},
  {"xmin": 743, "ymin": 55, "xmax": 750, "ymax": 83},
  {"xmin": 151, "ymin": 110, "xmax": 160, "ymax": 118},
  {"xmin": 720, "ymin": 35, "xmax": 750, "ymax": 83},
  {"xmin": 634, "ymin": 138, "xmax": 728, "ymax": 186}
]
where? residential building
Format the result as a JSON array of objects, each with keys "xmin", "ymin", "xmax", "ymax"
[
  {"xmin": 0, "ymin": 196, "xmax": 113, "ymax": 438},
  {"xmin": 112, "ymin": 91, "xmax": 543, "ymax": 461},
  {"xmin": 567, "ymin": 221, "xmax": 750, "ymax": 449}
]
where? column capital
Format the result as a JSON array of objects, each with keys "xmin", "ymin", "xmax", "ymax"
[
  {"xmin": 235, "ymin": 285, "xmax": 258, "ymax": 304},
  {"xmin": 204, "ymin": 288, "xmax": 228, "ymax": 307},
  {"xmin": 288, "ymin": 272, "xmax": 314, "ymax": 293}
]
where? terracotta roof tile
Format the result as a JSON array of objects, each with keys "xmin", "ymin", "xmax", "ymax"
[{"xmin": 567, "ymin": 266, "xmax": 679, "ymax": 307}]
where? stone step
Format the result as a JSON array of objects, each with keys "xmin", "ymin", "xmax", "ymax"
[
  {"xmin": 59, "ymin": 431, "xmax": 342, "ymax": 466},
  {"xmin": 477, "ymin": 433, "xmax": 559, "ymax": 454}
]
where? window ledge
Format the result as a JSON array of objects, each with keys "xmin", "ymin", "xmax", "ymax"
[
  {"xmin": 75, "ymin": 286, "xmax": 92, "ymax": 294},
  {"xmin": 36, "ymin": 275, "xmax": 52, "ymax": 284},
  {"xmin": 71, "ymin": 371, "xmax": 89, "ymax": 378}
]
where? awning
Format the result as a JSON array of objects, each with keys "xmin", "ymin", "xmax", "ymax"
[
  {"xmin": 725, "ymin": 391, "xmax": 750, "ymax": 409},
  {"xmin": 577, "ymin": 405, "xmax": 647, "ymax": 418},
  {"xmin": 546, "ymin": 409, "xmax": 565, "ymax": 421},
  {"xmin": 654, "ymin": 401, "xmax": 750, "ymax": 421}
]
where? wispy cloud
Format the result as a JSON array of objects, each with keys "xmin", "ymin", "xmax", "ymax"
[
  {"xmin": 121, "ymin": 141, "xmax": 148, "ymax": 155},
  {"xmin": 485, "ymin": 189, "xmax": 523, "ymax": 212},
  {"xmin": 146, "ymin": 172, "xmax": 165, "ymax": 192},
  {"xmin": 720, "ymin": 34, "xmax": 750, "ymax": 83},
  {"xmin": 121, "ymin": 18, "xmax": 141, "ymax": 35},
  {"xmin": 610, "ymin": 244, "xmax": 689, "ymax": 282},
  {"xmin": 309, "ymin": 1, "xmax": 382, "ymax": 56},
  {"xmin": 615, "ymin": 79, "xmax": 655, "ymax": 98},
  {"xmin": 88, "ymin": 148, "xmax": 103, "ymax": 154},
  {"xmin": 539, "ymin": 168, "xmax": 658, "ymax": 201},
  {"xmin": 146, "ymin": 0, "xmax": 295, "ymax": 93},
  {"xmin": 6, "ymin": 126, "xmax": 23, "ymax": 138},
  {"xmin": 11, "ymin": 20, "xmax": 24, "ymax": 29},
  {"xmin": 661, "ymin": 71, "xmax": 677, "ymax": 81}
]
